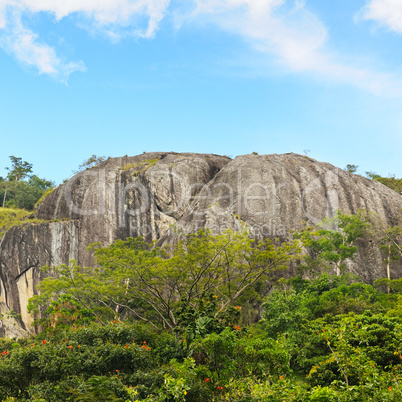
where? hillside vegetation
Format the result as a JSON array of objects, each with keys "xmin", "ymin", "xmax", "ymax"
[
  {"xmin": 0, "ymin": 208, "xmax": 32, "ymax": 240},
  {"xmin": 2, "ymin": 275, "xmax": 402, "ymax": 401},
  {"xmin": 0, "ymin": 156, "xmax": 53, "ymax": 211},
  {"xmin": 0, "ymin": 211, "xmax": 400, "ymax": 401}
]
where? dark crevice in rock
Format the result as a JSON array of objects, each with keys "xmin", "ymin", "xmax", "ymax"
[{"xmin": 15, "ymin": 263, "xmax": 39, "ymax": 282}]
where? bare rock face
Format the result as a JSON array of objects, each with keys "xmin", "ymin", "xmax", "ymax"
[
  {"xmin": 0, "ymin": 152, "xmax": 401, "ymax": 337},
  {"xmin": 175, "ymin": 153, "xmax": 402, "ymax": 282},
  {"xmin": 0, "ymin": 220, "xmax": 80, "ymax": 336}
]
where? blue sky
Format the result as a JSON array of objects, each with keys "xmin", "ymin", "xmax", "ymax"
[{"xmin": 0, "ymin": 0, "xmax": 401, "ymax": 184}]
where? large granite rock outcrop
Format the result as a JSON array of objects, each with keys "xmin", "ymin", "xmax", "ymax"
[{"xmin": 0, "ymin": 152, "xmax": 401, "ymax": 337}]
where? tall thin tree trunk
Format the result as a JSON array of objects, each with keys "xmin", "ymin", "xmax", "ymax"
[
  {"xmin": 2, "ymin": 186, "xmax": 7, "ymax": 208},
  {"xmin": 387, "ymin": 246, "xmax": 391, "ymax": 294}
]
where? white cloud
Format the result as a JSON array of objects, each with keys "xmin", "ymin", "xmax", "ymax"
[
  {"xmin": 1, "ymin": 0, "xmax": 402, "ymax": 95},
  {"xmin": 3, "ymin": 0, "xmax": 170, "ymax": 37},
  {"xmin": 176, "ymin": 0, "xmax": 402, "ymax": 96},
  {"xmin": 0, "ymin": 0, "xmax": 170, "ymax": 81},
  {"xmin": 190, "ymin": 0, "xmax": 327, "ymax": 66},
  {"xmin": 361, "ymin": 0, "xmax": 402, "ymax": 33},
  {"xmin": 0, "ymin": 10, "xmax": 86, "ymax": 83}
]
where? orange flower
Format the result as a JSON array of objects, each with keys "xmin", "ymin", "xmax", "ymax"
[
  {"xmin": 389, "ymin": 386, "xmax": 392, "ymax": 391},
  {"xmin": 279, "ymin": 376, "xmax": 284, "ymax": 380},
  {"xmin": 69, "ymin": 345, "xmax": 73, "ymax": 349},
  {"xmin": 205, "ymin": 378, "xmax": 210, "ymax": 382},
  {"xmin": 116, "ymin": 370, "xmax": 119, "ymax": 373}
]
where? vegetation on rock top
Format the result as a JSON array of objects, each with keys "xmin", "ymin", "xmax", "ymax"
[{"xmin": 0, "ymin": 207, "xmax": 32, "ymax": 240}]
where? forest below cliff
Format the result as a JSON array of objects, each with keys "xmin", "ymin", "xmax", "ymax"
[
  {"xmin": 0, "ymin": 155, "xmax": 402, "ymax": 401},
  {"xmin": 0, "ymin": 213, "xmax": 401, "ymax": 401}
]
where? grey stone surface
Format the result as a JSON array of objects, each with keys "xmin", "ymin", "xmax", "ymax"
[{"xmin": 0, "ymin": 152, "xmax": 401, "ymax": 337}]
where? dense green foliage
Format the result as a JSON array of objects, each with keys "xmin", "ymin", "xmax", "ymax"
[
  {"xmin": 28, "ymin": 230, "xmax": 300, "ymax": 331},
  {"xmin": 0, "ymin": 217, "xmax": 400, "ymax": 401},
  {"xmin": 366, "ymin": 171, "xmax": 402, "ymax": 195},
  {"xmin": 0, "ymin": 156, "xmax": 53, "ymax": 210},
  {"xmin": 2, "ymin": 274, "xmax": 402, "ymax": 401},
  {"xmin": 294, "ymin": 211, "xmax": 369, "ymax": 276},
  {"xmin": 345, "ymin": 164, "xmax": 358, "ymax": 173},
  {"xmin": 0, "ymin": 207, "xmax": 32, "ymax": 239},
  {"xmin": 0, "ymin": 207, "xmax": 68, "ymax": 240}
]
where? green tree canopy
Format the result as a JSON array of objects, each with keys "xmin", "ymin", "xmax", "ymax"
[
  {"xmin": 294, "ymin": 211, "xmax": 369, "ymax": 276},
  {"xmin": 73, "ymin": 155, "xmax": 107, "ymax": 174},
  {"xmin": 1, "ymin": 156, "xmax": 54, "ymax": 210},
  {"xmin": 345, "ymin": 164, "xmax": 358, "ymax": 173},
  {"xmin": 5, "ymin": 156, "xmax": 33, "ymax": 182},
  {"xmin": 366, "ymin": 172, "xmax": 402, "ymax": 195},
  {"xmin": 28, "ymin": 230, "xmax": 301, "ymax": 331}
]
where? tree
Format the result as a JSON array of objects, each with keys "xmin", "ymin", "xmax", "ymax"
[
  {"xmin": 28, "ymin": 230, "xmax": 301, "ymax": 331},
  {"xmin": 375, "ymin": 176, "xmax": 402, "ymax": 195},
  {"xmin": 28, "ymin": 175, "xmax": 53, "ymax": 191},
  {"xmin": 366, "ymin": 172, "xmax": 402, "ymax": 195},
  {"xmin": 73, "ymin": 155, "xmax": 107, "ymax": 174},
  {"xmin": 261, "ymin": 284, "xmax": 311, "ymax": 339},
  {"xmin": 1, "ymin": 183, "xmax": 6, "ymax": 208},
  {"xmin": 345, "ymin": 164, "xmax": 358, "ymax": 173},
  {"xmin": 5, "ymin": 156, "xmax": 33, "ymax": 182},
  {"xmin": 366, "ymin": 171, "xmax": 381, "ymax": 180},
  {"xmin": 295, "ymin": 211, "xmax": 369, "ymax": 276},
  {"xmin": 0, "ymin": 179, "xmax": 53, "ymax": 210},
  {"xmin": 1, "ymin": 157, "xmax": 53, "ymax": 210},
  {"xmin": 370, "ymin": 212, "xmax": 402, "ymax": 290}
]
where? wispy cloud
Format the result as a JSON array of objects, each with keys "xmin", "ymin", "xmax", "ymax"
[
  {"xmin": 178, "ymin": 0, "xmax": 402, "ymax": 96},
  {"xmin": 360, "ymin": 0, "xmax": 402, "ymax": 33},
  {"xmin": 0, "ymin": 10, "xmax": 86, "ymax": 83},
  {"xmin": 0, "ymin": 0, "xmax": 170, "ymax": 82}
]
